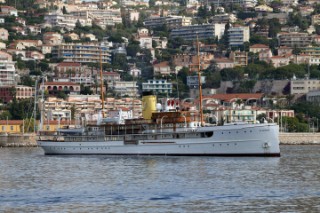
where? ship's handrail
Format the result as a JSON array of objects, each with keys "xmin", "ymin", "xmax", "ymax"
[{"xmin": 37, "ymin": 134, "xmax": 125, "ymax": 142}]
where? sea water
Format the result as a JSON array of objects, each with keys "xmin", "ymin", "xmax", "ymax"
[{"xmin": 0, "ymin": 145, "xmax": 319, "ymax": 212}]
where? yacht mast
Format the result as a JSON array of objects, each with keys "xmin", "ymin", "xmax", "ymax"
[
  {"xmin": 99, "ymin": 45, "xmax": 105, "ymax": 118},
  {"xmin": 196, "ymin": 35, "xmax": 204, "ymax": 126},
  {"xmin": 39, "ymin": 77, "xmax": 45, "ymax": 131},
  {"xmin": 33, "ymin": 79, "xmax": 37, "ymax": 133}
]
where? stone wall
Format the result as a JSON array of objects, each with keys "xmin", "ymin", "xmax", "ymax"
[
  {"xmin": 0, "ymin": 134, "xmax": 37, "ymax": 147},
  {"xmin": 279, "ymin": 133, "xmax": 320, "ymax": 145}
]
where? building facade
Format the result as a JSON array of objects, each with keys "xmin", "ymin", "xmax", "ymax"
[
  {"xmin": 228, "ymin": 26, "xmax": 250, "ymax": 47},
  {"xmin": 142, "ymin": 79, "xmax": 172, "ymax": 94},
  {"xmin": 170, "ymin": 23, "xmax": 226, "ymax": 41},
  {"xmin": 52, "ymin": 42, "xmax": 111, "ymax": 64},
  {"xmin": 291, "ymin": 79, "xmax": 320, "ymax": 94},
  {"xmin": 277, "ymin": 32, "xmax": 313, "ymax": 48}
]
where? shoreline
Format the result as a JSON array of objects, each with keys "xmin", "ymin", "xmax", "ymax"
[{"xmin": 1, "ymin": 133, "xmax": 320, "ymax": 147}]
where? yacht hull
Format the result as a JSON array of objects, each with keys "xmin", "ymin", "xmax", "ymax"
[{"xmin": 37, "ymin": 123, "xmax": 280, "ymax": 157}]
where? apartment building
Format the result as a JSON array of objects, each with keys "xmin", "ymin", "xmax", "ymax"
[
  {"xmin": 144, "ymin": 16, "xmax": 192, "ymax": 29},
  {"xmin": 228, "ymin": 26, "xmax": 250, "ymax": 47},
  {"xmin": 16, "ymin": 85, "xmax": 34, "ymax": 100},
  {"xmin": 113, "ymin": 81, "xmax": 139, "ymax": 97},
  {"xmin": 69, "ymin": 9, "xmax": 122, "ymax": 29},
  {"xmin": 0, "ymin": 61, "xmax": 16, "ymax": 86},
  {"xmin": 210, "ymin": 13, "xmax": 237, "ymax": 24},
  {"xmin": 0, "ymin": 85, "xmax": 32, "ymax": 104},
  {"xmin": 95, "ymin": 71, "xmax": 121, "ymax": 88},
  {"xmin": 300, "ymin": 46, "xmax": 320, "ymax": 58},
  {"xmin": 142, "ymin": 79, "xmax": 172, "ymax": 94},
  {"xmin": 170, "ymin": 23, "xmax": 226, "ymax": 41},
  {"xmin": 206, "ymin": 0, "xmax": 256, "ymax": 8},
  {"xmin": 52, "ymin": 42, "xmax": 111, "ymax": 64},
  {"xmin": 291, "ymin": 79, "xmax": 320, "ymax": 95},
  {"xmin": 44, "ymin": 11, "xmax": 92, "ymax": 30},
  {"xmin": 277, "ymin": 32, "xmax": 313, "ymax": 48},
  {"xmin": 229, "ymin": 51, "xmax": 248, "ymax": 67}
]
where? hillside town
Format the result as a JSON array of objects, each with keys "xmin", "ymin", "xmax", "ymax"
[{"xmin": 0, "ymin": 0, "xmax": 320, "ymax": 134}]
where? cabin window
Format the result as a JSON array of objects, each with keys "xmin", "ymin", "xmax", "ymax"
[
  {"xmin": 10, "ymin": 126, "xmax": 13, "ymax": 131},
  {"xmin": 1, "ymin": 126, "xmax": 4, "ymax": 131}
]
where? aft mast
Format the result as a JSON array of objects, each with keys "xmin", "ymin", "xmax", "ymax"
[
  {"xmin": 99, "ymin": 44, "xmax": 105, "ymax": 118},
  {"xmin": 196, "ymin": 35, "xmax": 204, "ymax": 126}
]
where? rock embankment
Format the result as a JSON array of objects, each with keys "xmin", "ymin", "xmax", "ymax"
[
  {"xmin": 0, "ymin": 134, "xmax": 37, "ymax": 147},
  {"xmin": 279, "ymin": 133, "xmax": 320, "ymax": 145}
]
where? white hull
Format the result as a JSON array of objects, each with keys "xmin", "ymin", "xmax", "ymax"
[{"xmin": 37, "ymin": 123, "xmax": 280, "ymax": 157}]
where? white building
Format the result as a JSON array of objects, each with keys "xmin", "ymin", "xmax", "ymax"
[
  {"xmin": 52, "ymin": 42, "xmax": 111, "ymax": 64},
  {"xmin": 113, "ymin": 81, "xmax": 139, "ymax": 97},
  {"xmin": 69, "ymin": 9, "xmax": 122, "ymax": 29},
  {"xmin": 0, "ymin": 61, "xmax": 16, "ymax": 86},
  {"xmin": 170, "ymin": 23, "xmax": 226, "ymax": 41},
  {"xmin": 228, "ymin": 26, "xmax": 250, "ymax": 47},
  {"xmin": 291, "ymin": 79, "xmax": 320, "ymax": 95},
  {"xmin": 44, "ymin": 11, "xmax": 92, "ymax": 30},
  {"xmin": 206, "ymin": 0, "xmax": 257, "ymax": 8},
  {"xmin": 142, "ymin": 79, "xmax": 172, "ymax": 94}
]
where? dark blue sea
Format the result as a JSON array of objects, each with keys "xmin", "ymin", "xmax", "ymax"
[{"xmin": 0, "ymin": 145, "xmax": 319, "ymax": 212}]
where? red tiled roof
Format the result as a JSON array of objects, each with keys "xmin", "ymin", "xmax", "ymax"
[
  {"xmin": 250, "ymin": 44, "xmax": 269, "ymax": 48},
  {"xmin": 1, "ymin": 6, "xmax": 17, "ymax": 10},
  {"xmin": 103, "ymin": 72, "xmax": 120, "ymax": 76},
  {"xmin": 0, "ymin": 120, "xmax": 23, "ymax": 125},
  {"xmin": 153, "ymin": 61, "xmax": 169, "ymax": 67}
]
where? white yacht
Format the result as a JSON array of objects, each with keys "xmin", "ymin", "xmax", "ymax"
[{"xmin": 37, "ymin": 94, "xmax": 280, "ymax": 157}]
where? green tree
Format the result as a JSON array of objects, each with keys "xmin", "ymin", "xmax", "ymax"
[
  {"xmin": 127, "ymin": 40, "xmax": 141, "ymax": 57},
  {"xmin": 80, "ymin": 84, "xmax": 93, "ymax": 95},
  {"xmin": 71, "ymin": 104, "xmax": 76, "ymax": 120},
  {"xmin": 220, "ymin": 67, "xmax": 244, "ymax": 81},
  {"xmin": 0, "ymin": 111, "xmax": 12, "ymax": 120},
  {"xmin": 57, "ymin": 91, "xmax": 67, "ymax": 99},
  {"xmin": 20, "ymin": 75, "xmax": 35, "ymax": 87}
]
